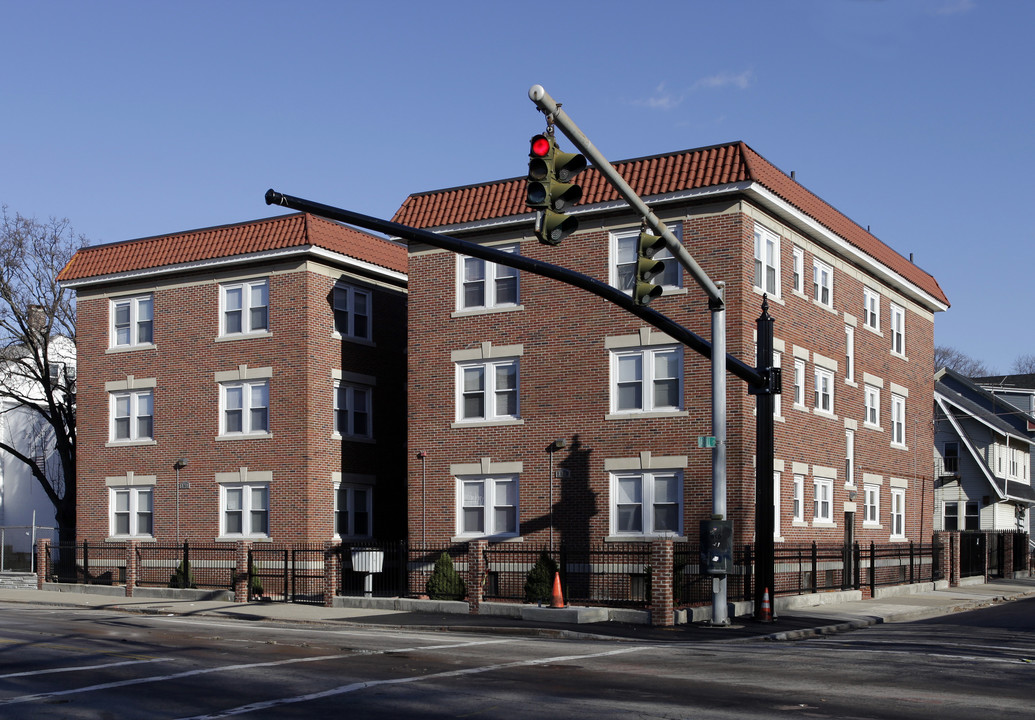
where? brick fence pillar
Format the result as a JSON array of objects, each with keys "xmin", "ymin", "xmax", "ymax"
[
  {"xmin": 948, "ymin": 532, "xmax": 961, "ymax": 586},
  {"xmin": 650, "ymin": 539, "xmax": 674, "ymax": 627},
  {"xmin": 234, "ymin": 541, "xmax": 251, "ymax": 603},
  {"xmin": 467, "ymin": 540, "xmax": 486, "ymax": 615},
  {"xmin": 323, "ymin": 541, "xmax": 340, "ymax": 608},
  {"xmin": 36, "ymin": 539, "xmax": 50, "ymax": 589},
  {"xmin": 125, "ymin": 540, "xmax": 138, "ymax": 597}
]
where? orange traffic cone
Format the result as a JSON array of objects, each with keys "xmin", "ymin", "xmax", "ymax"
[
  {"xmin": 550, "ymin": 571, "xmax": 565, "ymax": 608},
  {"xmin": 760, "ymin": 587, "xmax": 773, "ymax": 622}
]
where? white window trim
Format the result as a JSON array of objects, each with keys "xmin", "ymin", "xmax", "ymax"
[
  {"xmin": 812, "ymin": 258, "xmax": 833, "ymax": 308},
  {"xmin": 813, "ymin": 476, "xmax": 834, "ymax": 524},
  {"xmin": 108, "ymin": 389, "xmax": 154, "ymax": 445},
  {"xmin": 792, "ymin": 474, "xmax": 805, "ymax": 524},
  {"xmin": 863, "ymin": 484, "xmax": 881, "ymax": 527},
  {"xmin": 219, "ymin": 278, "xmax": 270, "ymax": 338},
  {"xmin": 846, "ymin": 429, "xmax": 855, "ymax": 487},
  {"xmin": 610, "ymin": 224, "xmax": 685, "ymax": 298},
  {"xmin": 456, "ymin": 244, "xmax": 521, "ymax": 313},
  {"xmin": 864, "ymin": 384, "xmax": 882, "ymax": 429},
  {"xmin": 753, "ymin": 224, "xmax": 780, "ymax": 297},
  {"xmin": 773, "ymin": 471, "xmax": 782, "ymax": 540},
  {"xmin": 609, "ymin": 345, "xmax": 684, "ymax": 416},
  {"xmin": 814, "ymin": 366, "xmax": 835, "ymax": 416},
  {"xmin": 456, "ymin": 475, "xmax": 519, "ymax": 539},
  {"xmin": 455, "ymin": 358, "xmax": 520, "ymax": 425},
  {"xmin": 791, "ymin": 246, "xmax": 805, "ymax": 295},
  {"xmin": 890, "ymin": 302, "xmax": 906, "ymax": 358},
  {"xmin": 863, "ymin": 287, "xmax": 881, "ymax": 333},
  {"xmin": 332, "ymin": 284, "xmax": 373, "ymax": 342},
  {"xmin": 335, "ymin": 481, "xmax": 374, "ymax": 540},
  {"xmin": 109, "ymin": 486, "xmax": 154, "ymax": 539},
  {"xmin": 218, "ymin": 380, "xmax": 271, "ymax": 438},
  {"xmin": 109, "ymin": 294, "xmax": 154, "ymax": 350},
  {"xmin": 890, "ymin": 487, "xmax": 906, "ymax": 539},
  {"xmin": 844, "ymin": 326, "xmax": 855, "ymax": 384},
  {"xmin": 334, "ymin": 381, "xmax": 374, "ymax": 440},
  {"xmin": 609, "ymin": 470, "xmax": 684, "ymax": 539},
  {"xmin": 891, "ymin": 393, "xmax": 907, "ymax": 448},
  {"xmin": 218, "ymin": 482, "xmax": 270, "ymax": 539},
  {"xmin": 793, "ymin": 359, "xmax": 807, "ymax": 409}
]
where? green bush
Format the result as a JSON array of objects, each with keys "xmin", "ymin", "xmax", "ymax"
[
  {"xmin": 425, "ymin": 552, "xmax": 466, "ymax": 601},
  {"xmin": 524, "ymin": 551, "xmax": 559, "ymax": 603},
  {"xmin": 169, "ymin": 559, "xmax": 197, "ymax": 589}
]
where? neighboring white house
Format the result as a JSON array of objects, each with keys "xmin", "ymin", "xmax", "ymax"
[{"xmin": 933, "ymin": 367, "xmax": 1035, "ymax": 533}]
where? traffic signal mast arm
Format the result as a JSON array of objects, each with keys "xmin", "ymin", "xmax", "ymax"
[
  {"xmin": 264, "ymin": 189, "xmax": 763, "ymax": 388},
  {"xmin": 528, "ymin": 84, "xmax": 723, "ymax": 306}
]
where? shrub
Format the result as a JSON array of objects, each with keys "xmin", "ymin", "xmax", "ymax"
[
  {"xmin": 169, "ymin": 560, "xmax": 196, "ymax": 589},
  {"xmin": 425, "ymin": 552, "xmax": 466, "ymax": 601},
  {"xmin": 524, "ymin": 551, "xmax": 559, "ymax": 603}
]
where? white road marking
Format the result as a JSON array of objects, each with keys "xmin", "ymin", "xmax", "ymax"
[{"xmin": 0, "ymin": 658, "xmax": 163, "ymax": 679}]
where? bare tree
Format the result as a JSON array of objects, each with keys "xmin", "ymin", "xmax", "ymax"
[
  {"xmin": 1011, "ymin": 354, "xmax": 1035, "ymax": 374},
  {"xmin": 0, "ymin": 206, "xmax": 87, "ymax": 543},
  {"xmin": 934, "ymin": 345, "xmax": 991, "ymax": 377}
]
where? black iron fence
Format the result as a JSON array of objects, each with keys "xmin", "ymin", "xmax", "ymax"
[{"xmin": 136, "ymin": 543, "xmax": 236, "ymax": 590}]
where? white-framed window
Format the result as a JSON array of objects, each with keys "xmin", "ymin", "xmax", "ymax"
[
  {"xmin": 612, "ymin": 225, "xmax": 682, "ymax": 297},
  {"xmin": 110, "ymin": 487, "xmax": 153, "ymax": 538},
  {"xmin": 890, "ymin": 488, "xmax": 905, "ymax": 538},
  {"xmin": 943, "ymin": 441, "xmax": 959, "ymax": 473},
  {"xmin": 753, "ymin": 224, "xmax": 780, "ymax": 296},
  {"xmin": 333, "ymin": 284, "xmax": 371, "ymax": 341},
  {"xmin": 814, "ymin": 367, "xmax": 834, "ymax": 414},
  {"xmin": 865, "ymin": 384, "xmax": 881, "ymax": 427},
  {"xmin": 791, "ymin": 246, "xmax": 804, "ymax": 293},
  {"xmin": 220, "ymin": 483, "xmax": 269, "ymax": 538},
  {"xmin": 845, "ymin": 326, "xmax": 855, "ymax": 383},
  {"xmin": 457, "ymin": 475, "xmax": 518, "ymax": 538},
  {"xmin": 846, "ymin": 429, "xmax": 855, "ymax": 487},
  {"xmin": 773, "ymin": 351, "xmax": 782, "ymax": 418},
  {"xmin": 813, "ymin": 477, "xmax": 833, "ymax": 523},
  {"xmin": 110, "ymin": 295, "xmax": 153, "ymax": 348},
  {"xmin": 773, "ymin": 471, "xmax": 782, "ymax": 538},
  {"xmin": 943, "ymin": 501, "xmax": 960, "ymax": 531},
  {"xmin": 220, "ymin": 380, "xmax": 269, "ymax": 436},
  {"xmin": 792, "ymin": 474, "xmax": 804, "ymax": 522},
  {"xmin": 334, "ymin": 383, "xmax": 372, "ymax": 439},
  {"xmin": 611, "ymin": 470, "xmax": 683, "ymax": 537},
  {"xmin": 335, "ymin": 484, "xmax": 372, "ymax": 539},
  {"xmin": 456, "ymin": 359, "xmax": 519, "ymax": 423},
  {"xmin": 863, "ymin": 287, "xmax": 880, "ymax": 331},
  {"xmin": 864, "ymin": 484, "xmax": 880, "ymax": 525},
  {"xmin": 221, "ymin": 279, "xmax": 269, "ymax": 336},
  {"xmin": 813, "ymin": 259, "xmax": 833, "ymax": 307},
  {"xmin": 890, "ymin": 303, "xmax": 906, "ymax": 356},
  {"xmin": 611, "ymin": 346, "xmax": 682, "ymax": 414},
  {"xmin": 793, "ymin": 359, "xmax": 806, "ymax": 408},
  {"xmin": 458, "ymin": 245, "xmax": 519, "ymax": 311},
  {"xmin": 891, "ymin": 393, "xmax": 906, "ymax": 447},
  {"xmin": 964, "ymin": 500, "xmax": 980, "ymax": 530},
  {"xmin": 110, "ymin": 390, "xmax": 153, "ymax": 442}
]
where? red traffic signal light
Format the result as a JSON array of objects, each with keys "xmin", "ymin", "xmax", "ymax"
[{"xmin": 530, "ymin": 134, "xmax": 551, "ymax": 157}]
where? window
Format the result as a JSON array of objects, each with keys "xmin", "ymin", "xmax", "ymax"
[
  {"xmin": 891, "ymin": 394, "xmax": 906, "ymax": 447},
  {"xmin": 111, "ymin": 295, "xmax": 153, "ymax": 348},
  {"xmin": 792, "ymin": 475, "xmax": 804, "ymax": 522},
  {"xmin": 333, "ymin": 285, "xmax": 371, "ymax": 340},
  {"xmin": 793, "ymin": 359, "xmax": 806, "ymax": 407},
  {"xmin": 110, "ymin": 487, "xmax": 153, "ymax": 537},
  {"xmin": 753, "ymin": 225, "xmax": 780, "ymax": 296},
  {"xmin": 813, "ymin": 259, "xmax": 832, "ymax": 307},
  {"xmin": 221, "ymin": 484, "xmax": 269, "ymax": 537},
  {"xmin": 456, "ymin": 359, "xmax": 519, "ymax": 422},
  {"xmin": 221, "ymin": 279, "xmax": 268, "ymax": 336},
  {"xmin": 611, "ymin": 471, "xmax": 683, "ymax": 536},
  {"xmin": 845, "ymin": 326, "xmax": 855, "ymax": 383},
  {"xmin": 458, "ymin": 476, "xmax": 518, "ymax": 537},
  {"xmin": 863, "ymin": 288, "xmax": 880, "ymax": 331},
  {"xmin": 459, "ymin": 245, "xmax": 519, "ymax": 311},
  {"xmin": 612, "ymin": 226, "xmax": 682, "ymax": 296},
  {"xmin": 864, "ymin": 385, "xmax": 881, "ymax": 427},
  {"xmin": 846, "ymin": 429, "xmax": 855, "ymax": 487},
  {"xmin": 335, "ymin": 383, "xmax": 372, "ymax": 438},
  {"xmin": 864, "ymin": 484, "xmax": 880, "ymax": 525},
  {"xmin": 943, "ymin": 442, "xmax": 959, "ymax": 473},
  {"xmin": 611, "ymin": 346, "xmax": 682, "ymax": 413},
  {"xmin": 890, "ymin": 303, "xmax": 905, "ymax": 356},
  {"xmin": 943, "ymin": 501, "xmax": 959, "ymax": 531},
  {"xmin": 110, "ymin": 390, "xmax": 153, "ymax": 442},
  {"xmin": 220, "ymin": 381, "xmax": 269, "ymax": 436},
  {"xmin": 773, "ymin": 472, "xmax": 782, "ymax": 538},
  {"xmin": 791, "ymin": 246, "xmax": 804, "ymax": 293},
  {"xmin": 964, "ymin": 501, "xmax": 980, "ymax": 530},
  {"xmin": 813, "ymin": 477, "xmax": 833, "ymax": 523},
  {"xmin": 773, "ymin": 351, "xmax": 782, "ymax": 417},
  {"xmin": 890, "ymin": 488, "xmax": 905, "ymax": 538},
  {"xmin": 336, "ymin": 484, "xmax": 372, "ymax": 538},
  {"xmin": 814, "ymin": 367, "xmax": 834, "ymax": 414}
]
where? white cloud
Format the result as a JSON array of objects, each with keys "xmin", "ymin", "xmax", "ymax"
[
  {"xmin": 634, "ymin": 71, "xmax": 753, "ymax": 110},
  {"xmin": 693, "ymin": 70, "xmax": 754, "ymax": 91}
]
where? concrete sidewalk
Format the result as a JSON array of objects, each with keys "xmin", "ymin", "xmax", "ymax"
[{"xmin": 0, "ymin": 576, "xmax": 1033, "ymax": 642}]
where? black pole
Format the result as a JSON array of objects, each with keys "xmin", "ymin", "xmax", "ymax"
[{"xmin": 752, "ymin": 296, "xmax": 776, "ymax": 620}]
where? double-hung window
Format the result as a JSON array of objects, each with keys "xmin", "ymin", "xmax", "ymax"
[
  {"xmin": 333, "ymin": 285, "xmax": 371, "ymax": 340},
  {"xmin": 865, "ymin": 384, "xmax": 881, "ymax": 427},
  {"xmin": 964, "ymin": 501, "xmax": 979, "ymax": 530},
  {"xmin": 813, "ymin": 259, "xmax": 833, "ymax": 307},
  {"xmin": 793, "ymin": 359, "xmax": 806, "ymax": 407},
  {"xmin": 814, "ymin": 367, "xmax": 834, "ymax": 414},
  {"xmin": 813, "ymin": 477, "xmax": 833, "ymax": 523},
  {"xmin": 890, "ymin": 488, "xmax": 905, "ymax": 538},
  {"xmin": 221, "ymin": 279, "xmax": 268, "ymax": 336},
  {"xmin": 221, "ymin": 483, "xmax": 269, "ymax": 538},
  {"xmin": 792, "ymin": 475, "xmax": 804, "ymax": 522},
  {"xmin": 459, "ymin": 245, "xmax": 519, "ymax": 311},
  {"xmin": 611, "ymin": 470, "xmax": 683, "ymax": 537},
  {"xmin": 458, "ymin": 475, "xmax": 518, "ymax": 537},
  {"xmin": 457, "ymin": 359, "xmax": 519, "ymax": 422},
  {"xmin": 943, "ymin": 501, "xmax": 960, "ymax": 531},
  {"xmin": 864, "ymin": 484, "xmax": 880, "ymax": 525},
  {"xmin": 612, "ymin": 226, "xmax": 682, "ymax": 297},
  {"xmin": 110, "ymin": 390, "xmax": 153, "ymax": 442},
  {"xmin": 863, "ymin": 288, "xmax": 880, "ymax": 331},
  {"xmin": 845, "ymin": 326, "xmax": 855, "ymax": 383},
  {"xmin": 110, "ymin": 487, "xmax": 153, "ymax": 538},
  {"xmin": 846, "ymin": 429, "xmax": 855, "ymax": 487},
  {"xmin": 111, "ymin": 295, "xmax": 153, "ymax": 348},
  {"xmin": 335, "ymin": 483, "xmax": 372, "ymax": 539},
  {"xmin": 890, "ymin": 303, "xmax": 906, "ymax": 356},
  {"xmin": 943, "ymin": 442, "xmax": 959, "ymax": 473},
  {"xmin": 791, "ymin": 246, "xmax": 804, "ymax": 293},
  {"xmin": 753, "ymin": 225, "xmax": 780, "ymax": 296},
  {"xmin": 335, "ymin": 383, "xmax": 372, "ymax": 439},
  {"xmin": 221, "ymin": 381, "xmax": 269, "ymax": 436},
  {"xmin": 611, "ymin": 346, "xmax": 682, "ymax": 414},
  {"xmin": 891, "ymin": 393, "xmax": 906, "ymax": 447}
]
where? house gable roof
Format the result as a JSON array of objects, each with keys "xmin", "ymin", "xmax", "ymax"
[
  {"xmin": 392, "ymin": 141, "xmax": 948, "ymax": 308},
  {"xmin": 57, "ymin": 213, "xmax": 408, "ymax": 285}
]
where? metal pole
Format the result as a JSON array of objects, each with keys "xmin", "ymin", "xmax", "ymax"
[
  {"xmin": 711, "ymin": 285, "xmax": 729, "ymax": 624},
  {"xmin": 753, "ymin": 297, "xmax": 776, "ymax": 620}
]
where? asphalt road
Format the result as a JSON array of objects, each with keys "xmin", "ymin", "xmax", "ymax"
[{"xmin": 1, "ymin": 599, "xmax": 1033, "ymax": 719}]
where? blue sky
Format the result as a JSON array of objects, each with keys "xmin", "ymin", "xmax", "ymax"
[{"xmin": 2, "ymin": 0, "xmax": 1031, "ymax": 371}]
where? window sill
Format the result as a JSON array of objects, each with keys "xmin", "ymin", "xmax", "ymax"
[
  {"xmin": 106, "ymin": 439, "xmax": 157, "ymax": 448},
  {"xmin": 106, "ymin": 343, "xmax": 156, "ymax": 354},
  {"xmin": 451, "ymin": 418, "xmax": 524, "ymax": 429},
  {"xmin": 891, "ymin": 351, "xmax": 908, "ymax": 362},
  {"xmin": 332, "ymin": 433, "xmax": 376, "ymax": 444},
  {"xmin": 811, "ymin": 521, "xmax": 838, "ymax": 529},
  {"xmin": 813, "ymin": 409, "xmax": 839, "ymax": 421},
  {"xmin": 215, "ymin": 331, "xmax": 272, "ymax": 343},
  {"xmin": 793, "ymin": 403, "xmax": 810, "ymax": 413},
  {"xmin": 863, "ymin": 522, "xmax": 884, "ymax": 530},
  {"xmin": 864, "ymin": 325, "xmax": 883, "ymax": 338},
  {"xmin": 888, "ymin": 536, "xmax": 908, "ymax": 543},
  {"xmin": 844, "ymin": 379, "xmax": 858, "ymax": 388},
  {"xmin": 605, "ymin": 410, "xmax": 689, "ymax": 421},
  {"xmin": 604, "ymin": 534, "xmax": 687, "ymax": 542},
  {"xmin": 215, "ymin": 536, "xmax": 271, "ymax": 543},
  {"xmin": 451, "ymin": 304, "xmax": 525, "ymax": 318},
  {"xmin": 106, "ymin": 535, "xmax": 154, "ymax": 543},
  {"xmin": 451, "ymin": 534, "xmax": 522, "ymax": 543},
  {"xmin": 215, "ymin": 432, "xmax": 273, "ymax": 441},
  {"xmin": 331, "ymin": 332, "xmax": 375, "ymax": 347},
  {"xmin": 891, "ymin": 443, "xmax": 909, "ymax": 452},
  {"xmin": 864, "ymin": 423, "xmax": 884, "ymax": 432},
  {"xmin": 812, "ymin": 299, "xmax": 837, "ymax": 314}
]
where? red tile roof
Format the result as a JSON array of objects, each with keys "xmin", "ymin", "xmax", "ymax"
[
  {"xmin": 392, "ymin": 141, "xmax": 948, "ymax": 307},
  {"xmin": 58, "ymin": 213, "xmax": 408, "ymax": 283}
]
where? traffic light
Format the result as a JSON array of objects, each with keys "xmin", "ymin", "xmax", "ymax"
[
  {"xmin": 700, "ymin": 519, "xmax": 733, "ymax": 575},
  {"xmin": 633, "ymin": 231, "xmax": 667, "ymax": 305},
  {"xmin": 526, "ymin": 133, "xmax": 586, "ymax": 245}
]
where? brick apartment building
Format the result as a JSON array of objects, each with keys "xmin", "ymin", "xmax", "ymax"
[
  {"xmin": 393, "ymin": 140, "xmax": 950, "ymax": 550},
  {"xmin": 58, "ymin": 213, "xmax": 408, "ymax": 545}
]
